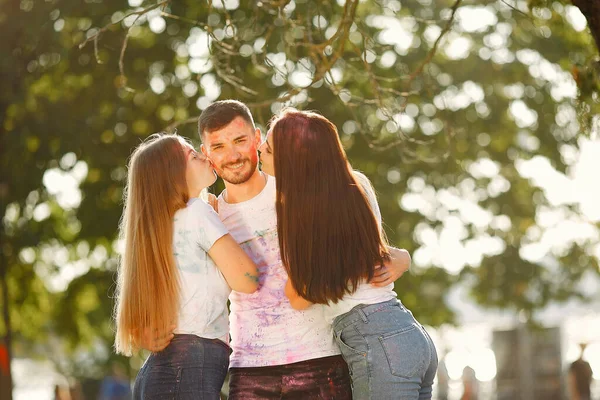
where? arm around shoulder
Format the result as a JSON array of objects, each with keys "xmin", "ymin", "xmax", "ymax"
[{"xmin": 208, "ymin": 234, "xmax": 259, "ymax": 294}]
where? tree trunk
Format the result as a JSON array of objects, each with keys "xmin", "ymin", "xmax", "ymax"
[{"xmin": 571, "ymin": 0, "xmax": 600, "ymax": 55}]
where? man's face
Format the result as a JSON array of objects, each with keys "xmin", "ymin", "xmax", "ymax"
[{"xmin": 201, "ymin": 116, "xmax": 261, "ymax": 185}]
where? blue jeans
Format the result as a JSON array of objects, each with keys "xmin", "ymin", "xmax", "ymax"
[
  {"xmin": 133, "ymin": 334, "xmax": 231, "ymax": 400},
  {"xmin": 332, "ymin": 299, "xmax": 438, "ymax": 400}
]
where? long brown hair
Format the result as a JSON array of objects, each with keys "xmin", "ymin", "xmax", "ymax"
[
  {"xmin": 114, "ymin": 133, "xmax": 189, "ymax": 356},
  {"xmin": 271, "ymin": 109, "xmax": 390, "ymax": 304}
]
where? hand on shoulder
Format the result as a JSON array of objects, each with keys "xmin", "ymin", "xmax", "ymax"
[{"xmin": 207, "ymin": 193, "xmax": 218, "ymax": 212}]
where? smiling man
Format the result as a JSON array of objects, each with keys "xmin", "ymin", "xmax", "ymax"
[
  {"xmin": 198, "ymin": 100, "xmax": 351, "ymax": 399},
  {"xmin": 197, "ymin": 100, "xmax": 408, "ymax": 399},
  {"xmin": 202, "ymin": 115, "xmax": 259, "ymax": 185}
]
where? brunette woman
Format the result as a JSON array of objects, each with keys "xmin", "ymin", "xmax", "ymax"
[{"xmin": 259, "ymin": 110, "xmax": 438, "ymax": 400}]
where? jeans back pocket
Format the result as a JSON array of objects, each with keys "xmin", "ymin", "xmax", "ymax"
[{"xmin": 378, "ymin": 324, "xmax": 431, "ymax": 379}]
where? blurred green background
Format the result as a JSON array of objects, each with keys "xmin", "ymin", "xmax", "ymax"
[{"xmin": 1, "ymin": 0, "xmax": 599, "ymax": 399}]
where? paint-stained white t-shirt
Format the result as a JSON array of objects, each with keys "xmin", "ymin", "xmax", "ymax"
[
  {"xmin": 172, "ymin": 198, "xmax": 230, "ymax": 343},
  {"xmin": 218, "ymin": 175, "xmax": 340, "ymax": 367}
]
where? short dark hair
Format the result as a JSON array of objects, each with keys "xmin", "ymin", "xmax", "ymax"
[{"xmin": 198, "ymin": 100, "xmax": 255, "ymax": 141}]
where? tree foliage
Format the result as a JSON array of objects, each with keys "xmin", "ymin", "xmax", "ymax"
[{"xmin": 1, "ymin": 0, "xmax": 599, "ymax": 384}]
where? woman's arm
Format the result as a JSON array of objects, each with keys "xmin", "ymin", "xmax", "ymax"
[
  {"xmin": 284, "ymin": 279, "xmax": 313, "ymax": 310},
  {"xmin": 208, "ymin": 234, "xmax": 259, "ymax": 293}
]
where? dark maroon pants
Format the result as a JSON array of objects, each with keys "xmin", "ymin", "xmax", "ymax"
[{"xmin": 228, "ymin": 355, "xmax": 352, "ymax": 400}]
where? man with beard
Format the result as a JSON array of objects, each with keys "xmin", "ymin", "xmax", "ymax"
[
  {"xmin": 147, "ymin": 100, "xmax": 409, "ymax": 399},
  {"xmin": 198, "ymin": 100, "xmax": 352, "ymax": 399}
]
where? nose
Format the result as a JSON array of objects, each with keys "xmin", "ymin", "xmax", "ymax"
[{"xmin": 225, "ymin": 149, "xmax": 242, "ymax": 163}]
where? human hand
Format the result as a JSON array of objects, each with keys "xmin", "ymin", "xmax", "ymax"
[
  {"xmin": 139, "ymin": 325, "xmax": 176, "ymax": 352},
  {"xmin": 208, "ymin": 193, "xmax": 218, "ymax": 213},
  {"xmin": 370, "ymin": 247, "xmax": 411, "ymax": 287}
]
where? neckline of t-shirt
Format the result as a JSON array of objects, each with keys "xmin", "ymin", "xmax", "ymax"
[
  {"xmin": 219, "ymin": 173, "xmax": 273, "ymax": 208},
  {"xmin": 186, "ymin": 197, "xmax": 202, "ymax": 207}
]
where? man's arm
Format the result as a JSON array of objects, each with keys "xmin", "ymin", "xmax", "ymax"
[{"xmin": 370, "ymin": 247, "xmax": 411, "ymax": 287}]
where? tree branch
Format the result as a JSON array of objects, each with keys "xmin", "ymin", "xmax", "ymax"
[
  {"xmin": 405, "ymin": 0, "xmax": 463, "ymax": 89},
  {"xmin": 79, "ymin": 1, "xmax": 171, "ymax": 52},
  {"xmin": 80, "ymin": 0, "xmax": 171, "ymax": 87}
]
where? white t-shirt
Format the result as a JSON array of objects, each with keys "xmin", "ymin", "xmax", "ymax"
[
  {"xmin": 218, "ymin": 175, "xmax": 340, "ymax": 368},
  {"xmin": 322, "ymin": 171, "xmax": 397, "ymax": 324},
  {"xmin": 172, "ymin": 198, "xmax": 230, "ymax": 343}
]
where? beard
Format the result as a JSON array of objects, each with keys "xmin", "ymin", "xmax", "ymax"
[{"xmin": 217, "ymin": 157, "xmax": 258, "ymax": 184}]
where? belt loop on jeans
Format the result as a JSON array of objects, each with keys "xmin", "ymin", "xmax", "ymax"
[{"xmin": 357, "ymin": 307, "xmax": 368, "ymax": 323}]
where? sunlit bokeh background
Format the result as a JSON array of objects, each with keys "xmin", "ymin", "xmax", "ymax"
[{"xmin": 2, "ymin": 0, "xmax": 599, "ymax": 399}]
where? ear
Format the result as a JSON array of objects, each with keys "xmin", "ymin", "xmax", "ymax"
[
  {"xmin": 200, "ymin": 144, "xmax": 208, "ymax": 156},
  {"xmin": 254, "ymin": 128, "xmax": 261, "ymax": 145}
]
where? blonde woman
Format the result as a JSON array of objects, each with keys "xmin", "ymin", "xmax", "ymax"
[{"xmin": 114, "ymin": 133, "xmax": 259, "ymax": 400}]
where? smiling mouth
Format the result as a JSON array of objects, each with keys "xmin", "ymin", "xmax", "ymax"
[{"xmin": 226, "ymin": 162, "xmax": 245, "ymax": 170}]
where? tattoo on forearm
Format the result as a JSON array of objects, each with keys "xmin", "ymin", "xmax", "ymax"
[{"xmin": 245, "ymin": 272, "xmax": 259, "ymax": 283}]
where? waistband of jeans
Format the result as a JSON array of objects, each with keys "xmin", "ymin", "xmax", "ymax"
[
  {"xmin": 332, "ymin": 298, "xmax": 402, "ymax": 330},
  {"xmin": 228, "ymin": 355, "xmax": 346, "ymax": 375},
  {"xmin": 159, "ymin": 334, "xmax": 231, "ymax": 355}
]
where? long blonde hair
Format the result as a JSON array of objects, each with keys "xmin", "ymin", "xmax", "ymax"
[{"xmin": 114, "ymin": 133, "xmax": 189, "ymax": 356}]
